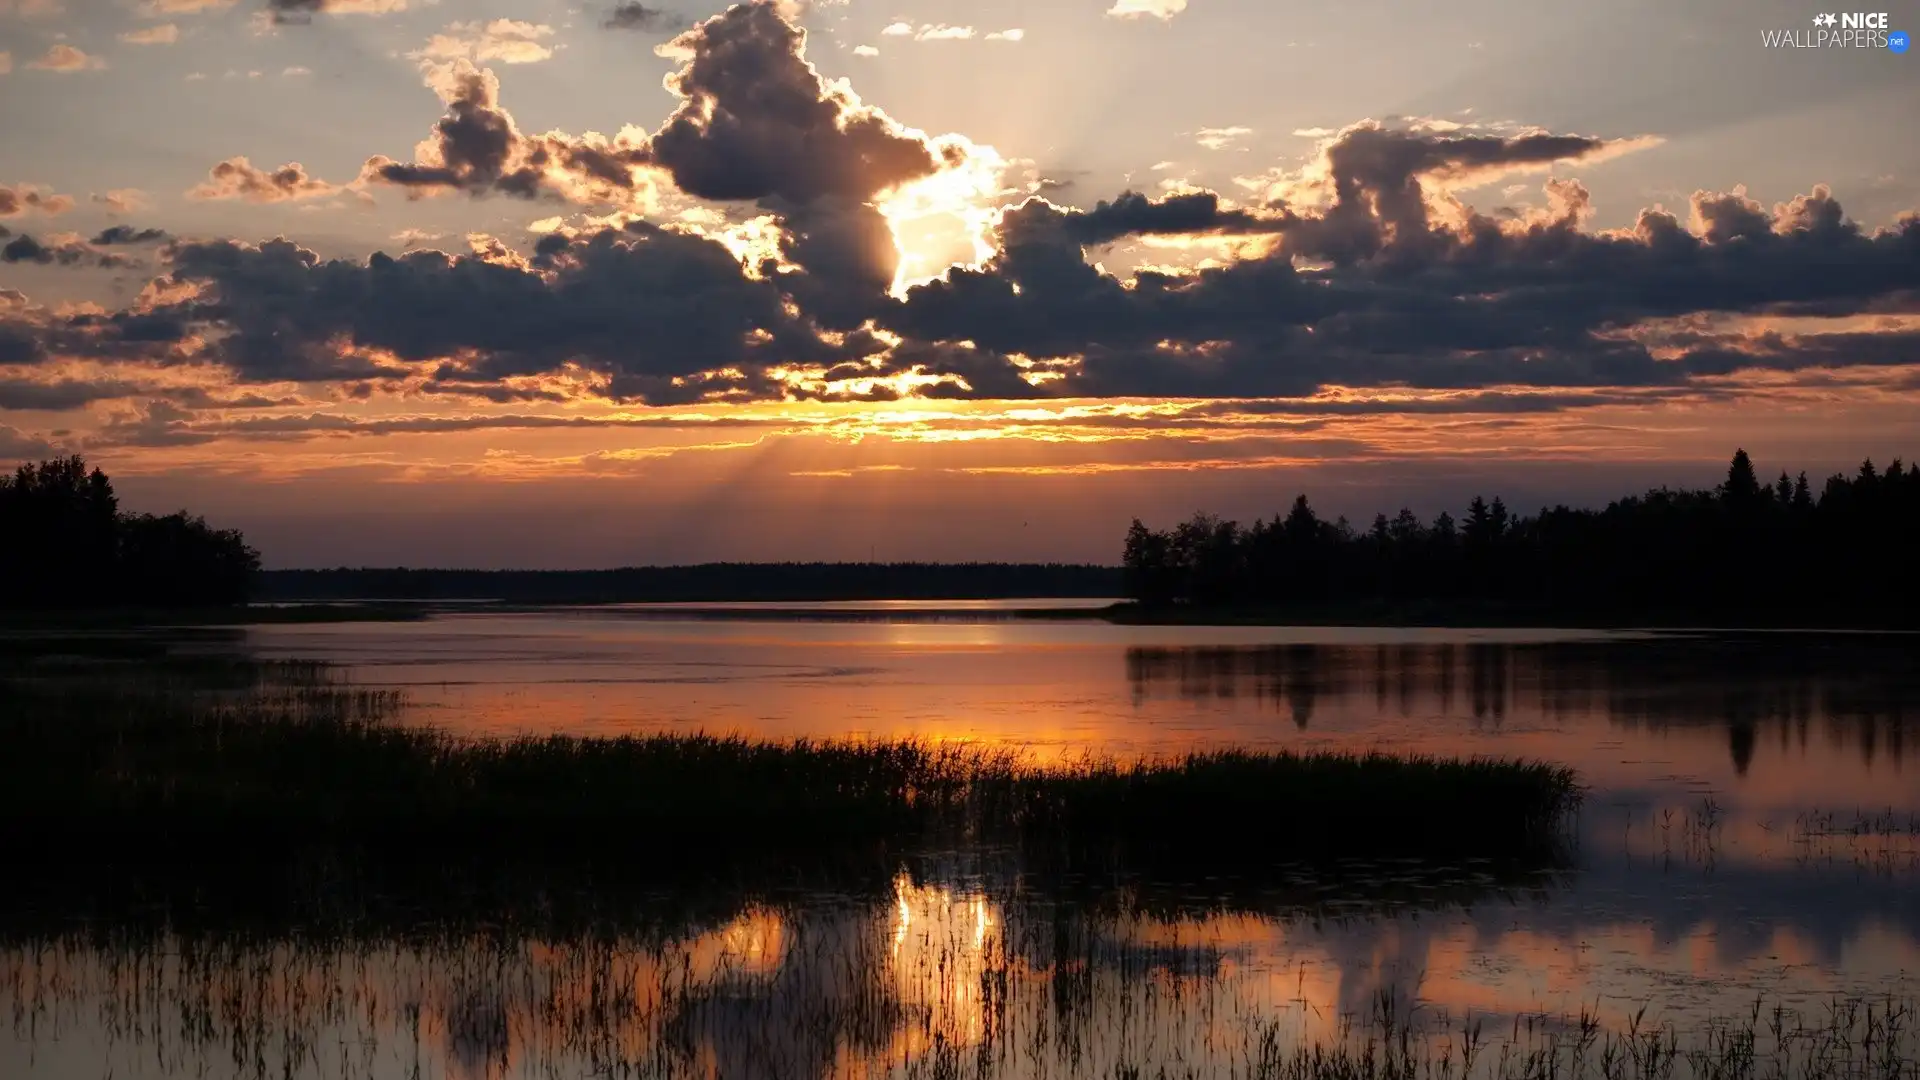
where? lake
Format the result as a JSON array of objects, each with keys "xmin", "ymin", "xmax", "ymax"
[{"xmin": 4, "ymin": 607, "xmax": 1916, "ymax": 1079}]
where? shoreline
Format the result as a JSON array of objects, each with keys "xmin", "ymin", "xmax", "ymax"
[{"xmin": 4, "ymin": 598, "xmax": 1918, "ymax": 632}]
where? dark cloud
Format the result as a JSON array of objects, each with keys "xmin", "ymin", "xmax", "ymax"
[
  {"xmin": 87, "ymin": 398, "xmax": 810, "ymax": 447},
  {"xmin": 0, "ymin": 424, "xmax": 55, "ymax": 460},
  {"xmin": 113, "ymin": 409, "xmax": 785, "ymax": 443},
  {"xmin": 37, "ymin": 161, "xmax": 1920, "ymax": 409},
  {"xmin": 0, "ymin": 326, "xmax": 46, "ymax": 366},
  {"xmin": 111, "ymin": 311, "xmax": 193, "ymax": 342},
  {"xmin": 0, "ymin": 302, "xmax": 193, "ymax": 369},
  {"xmin": 1274, "ymin": 122, "xmax": 1633, "ymax": 265},
  {"xmin": 263, "ymin": 0, "xmax": 402, "ymax": 25},
  {"xmin": 1692, "ymin": 187, "xmax": 1774, "ymax": 245},
  {"xmin": 92, "ymin": 225, "xmax": 171, "ymax": 245},
  {"xmin": 94, "ymin": 401, "xmax": 212, "ymax": 448},
  {"xmin": 350, "ymin": 1, "xmax": 970, "ymax": 324},
  {"xmin": 1, "ymin": 233, "xmax": 139, "ymax": 269},
  {"xmin": 764, "ymin": 196, "xmax": 901, "ymax": 330},
  {"xmin": 633, "ymin": 2, "xmax": 977, "ymax": 324},
  {"xmin": 414, "ymin": 379, "xmax": 571, "ymax": 404},
  {"xmin": 359, "ymin": 61, "xmax": 651, "ymax": 205},
  {"xmin": 881, "ymin": 341, "xmax": 1051, "ymax": 400},
  {"xmin": 879, "ymin": 171, "xmax": 1920, "ymax": 395},
  {"xmin": 263, "ymin": 0, "xmax": 321, "ymax": 22},
  {"xmin": 0, "ymin": 378, "xmax": 310, "ymax": 414},
  {"xmin": 643, "ymin": 2, "xmax": 947, "ymax": 205},
  {"xmin": 362, "ymin": 63, "xmax": 528, "ymax": 196},
  {"xmin": 2, "ymin": 235, "xmax": 56, "ymax": 264},
  {"xmin": 0, "ymin": 377, "xmax": 157, "ymax": 411},
  {"xmin": 603, "ymin": 3, "xmax": 683, "ymax": 31},
  {"xmin": 1058, "ymin": 190, "xmax": 1280, "ymax": 247},
  {"xmin": 145, "ymin": 224, "xmax": 857, "ymax": 403},
  {"xmin": 870, "ymin": 124, "xmax": 1920, "ymax": 399}
]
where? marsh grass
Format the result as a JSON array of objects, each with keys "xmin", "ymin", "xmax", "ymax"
[
  {"xmin": 0, "ymin": 661, "xmax": 1579, "ymax": 876},
  {"xmin": 1794, "ymin": 810, "xmax": 1920, "ymax": 840},
  {"xmin": 0, "ymin": 656, "xmax": 1581, "ymax": 949},
  {"xmin": 1015, "ymin": 750, "xmax": 1579, "ymax": 872},
  {"xmin": 1617, "ymin": 798, "xmax": 1920, "ymax": 878},
  {"xmin": 4, "ymin": 903, "xmax": 1913, "ymax": 1080},
  {"xmin": 1211, "ymin": 995, "xmax": 1920, "ymax": 1080}
]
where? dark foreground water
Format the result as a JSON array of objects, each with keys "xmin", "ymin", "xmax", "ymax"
[{"xmin": 3, "ymin": 608, "xmax": 1916, "ymax": 1079}]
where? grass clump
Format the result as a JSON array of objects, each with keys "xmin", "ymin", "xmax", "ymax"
[{"xmin": 1016, "ymin": 749, "xmax": 1578, "ymax": 870}]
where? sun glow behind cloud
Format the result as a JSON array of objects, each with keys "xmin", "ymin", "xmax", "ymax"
[
  {"xmin": 56, "ymin": 368, "xmax": 1920, "ymax": 480},
  {"xmin": 33, "ymin": 367, "xmax": 1919, "ymax": 566},
  {"xmin": 876, "ymin": 141, "xmax": 1013, "ymax": 296}
]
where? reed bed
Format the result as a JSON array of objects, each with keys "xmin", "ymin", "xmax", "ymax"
[{"xmin": 0, "ymin": 665, "xmax": 1579, "ymax": 876}]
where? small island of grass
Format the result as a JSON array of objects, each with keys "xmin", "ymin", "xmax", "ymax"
[{"xmin": 1, "ymin": 664, "xmax": 1579, "ymax": 903}]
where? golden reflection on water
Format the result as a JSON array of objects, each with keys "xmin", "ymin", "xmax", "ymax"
[
  {"xmin": 873, "ymin": 873, "xmax": 1004, "ymax": 1073},
  {"xmin": 5, "ymin": 876, "xmax": 1919, "ymax": 1080}
]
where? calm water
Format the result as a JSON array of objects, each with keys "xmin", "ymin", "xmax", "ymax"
[{"xmin": 4, "ymin": 609, "xmax": 1917, "ymax": 1079}]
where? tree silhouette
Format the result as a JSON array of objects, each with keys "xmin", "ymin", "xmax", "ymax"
[
  {"xmin": 1722, "ymin": 448, "xmax": 1762, "ymax": 505},
  {"xmin": 0, "ymin": 457, "xmax": 260, "ymax": 609}
]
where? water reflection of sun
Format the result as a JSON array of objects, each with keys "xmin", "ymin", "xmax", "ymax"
[{"xmin": 869, "ymin": 872, "xmax": 1005, "ymax": 1067}]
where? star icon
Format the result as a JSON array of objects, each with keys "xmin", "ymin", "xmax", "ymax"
[{"xmin": 1820, "ymin": 13, "xmax": 1838, "ymax": 26}]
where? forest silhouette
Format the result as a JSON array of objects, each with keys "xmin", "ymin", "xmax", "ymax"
[
  {"xmin": 11, "ymin": 449, "xmax": 1920, "ymax": 623},
  {"xmin": 0, "ymin": 457, "xmax": 259, "ymax": 609},
  {"xmin": 1121, "ymin": 450, "xmax": 1920, "ymax": 625}
]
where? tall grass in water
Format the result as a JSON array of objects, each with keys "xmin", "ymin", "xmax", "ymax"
[
  {"xmin": 0, "ymin": 662, "xmax": 1579, "ymax": 880},
  {"xmin": 1228, "ymin": 995, "xmax": 1919, "ymax": 1080},
  {"xmin": 1015, "ymin": 750, "xmax": 1579, "ymax": 870},
  {"xmin": 3, "ymin": 906, "xmax": 1913, "ymax": 1080}
]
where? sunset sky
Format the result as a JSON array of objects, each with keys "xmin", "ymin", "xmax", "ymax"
[{"xmin": 1, "ymin": 0, "xmax": 1916, "ymax": 567}]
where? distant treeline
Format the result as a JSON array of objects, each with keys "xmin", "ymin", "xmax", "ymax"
[
  {"xmin": 1122, "ymin": 450, "xmax": 1920, "ymax": 625},
  {"xmin": 260, "ymin": 563, "xmax": 1125, "ymax": 603},
  {"xmin": 0, "ymin": 457, "xmax": 260, "ymax": 609}
]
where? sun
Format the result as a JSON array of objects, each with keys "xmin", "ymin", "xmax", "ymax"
[{"xmin": 877, "ymin": 137, "xmax": 1011, "ymax": 297}]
